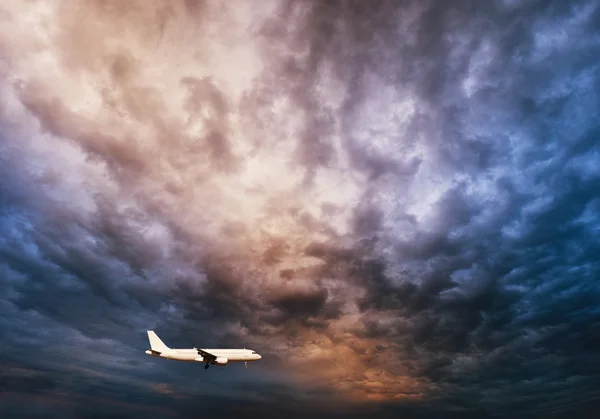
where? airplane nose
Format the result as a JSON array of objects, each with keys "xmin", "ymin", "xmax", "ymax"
[{"xmin": 257, "ymin": 354, "xmax": 262, "ymax": 360}]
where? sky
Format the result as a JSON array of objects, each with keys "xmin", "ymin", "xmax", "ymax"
[{"xmin": 0, "ymin": 0, "xmax": 599, "ymax": 418}]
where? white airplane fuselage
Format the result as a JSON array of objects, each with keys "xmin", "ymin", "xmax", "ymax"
[
  {"xmin": 145, "ymin": 348, "xmax": 261, "ymax": 363},
  {"xmin": 144, "ymin": 331, "xmax": 262, "ymax": 368}
]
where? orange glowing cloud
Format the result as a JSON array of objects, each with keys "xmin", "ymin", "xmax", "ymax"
[{"xmin": 0, "ymin": 0, "xmax": 441, "ymax": 402}]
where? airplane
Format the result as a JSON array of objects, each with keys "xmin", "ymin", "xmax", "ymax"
[{"xmin": 145, "ymin": 330, "xmax": 262, "ymax": 369}]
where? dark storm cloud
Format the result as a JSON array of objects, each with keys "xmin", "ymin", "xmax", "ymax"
[
  {"xmin": 262, "ymin": 0, "xmax": 600, "ymax": 414},
  {"xmin": 282, "ymin": 0, "xmax": 600, "ymax": 176},
  {"xmin": 1, "ymin": 0, "xmax": 600, "ymax": 418}
]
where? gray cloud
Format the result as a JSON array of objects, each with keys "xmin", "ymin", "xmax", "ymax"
[{"xmin": 1, "ymin": 0, "xmax": 600, "ymax": 417}]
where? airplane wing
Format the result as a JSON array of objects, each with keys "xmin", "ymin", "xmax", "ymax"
[{"xmin": 195, "ymin": 348, "xmax": 217, "ymax": 362}]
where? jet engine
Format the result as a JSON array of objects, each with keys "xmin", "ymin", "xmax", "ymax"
[{"xmin": 214, "ymin": 357, "xmax": 228, "ymax": 366}]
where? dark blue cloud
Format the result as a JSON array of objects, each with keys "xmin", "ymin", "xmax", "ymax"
[{"xmin": 1, "ymin": 0, "xmax": 600, "ymax": 417}]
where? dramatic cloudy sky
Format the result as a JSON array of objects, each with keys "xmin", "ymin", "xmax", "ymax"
[{"xmin": 1, "ymin": 0, "xmax": 600, "ymax": 417}]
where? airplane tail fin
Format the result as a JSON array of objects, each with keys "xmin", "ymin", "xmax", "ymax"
[{"xmin": 147, "ymin": 330, "xmax": 170, "ymax": 352}]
